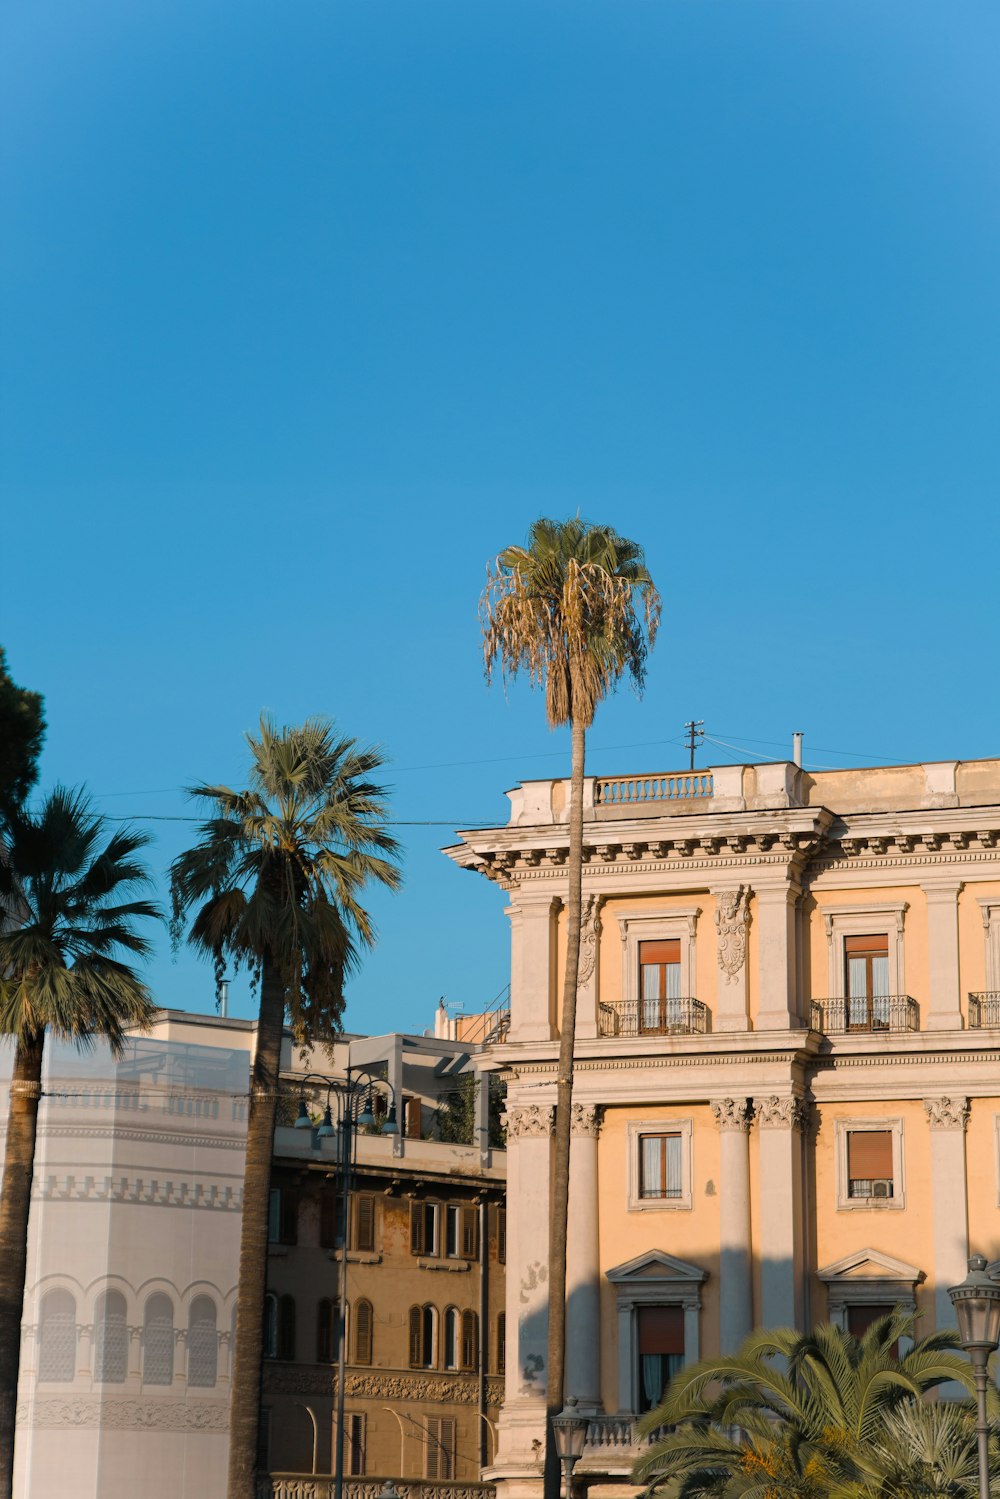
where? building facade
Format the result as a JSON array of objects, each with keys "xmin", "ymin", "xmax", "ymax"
[{"xmin": 446, "ymin": 756, "xmax": 1000, "ymax": 1498}]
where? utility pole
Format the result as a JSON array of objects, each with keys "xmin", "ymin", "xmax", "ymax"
[{"xmin": 684, "ymin": 720, "xmax": 705, "ymax": 771}]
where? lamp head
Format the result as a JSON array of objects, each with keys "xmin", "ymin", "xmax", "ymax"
[
  {"xmin": 293, "ymin": 1098, "xmax": 312, "ymax": 1130},
  {"xmin": 382, "ymin": 1103, "xmax": 398, "ymax": 1136},
  {"xmin": 551, "ymin": 1396, "xmax": 587, "ymax": 1461},
  {"xmin": 357, "ymin": 1088, "xmax": 376, "ymax": 1130},
  {"xmin": 948, "ymin": 1254, "xmax": 1000, "ymax": 1352},
  {"xmin": 316, "ymin": 1102, "xmax": 336, "ymax": 1138}
]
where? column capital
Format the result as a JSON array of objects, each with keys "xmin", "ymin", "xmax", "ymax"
[
  {"xmin": 754, "ymin": 1095, "xmax": 809, "ymax": 1131},
  {"xmin": 571, "ymin": 1102, "xmax": 604, "ymax": 1137},
  {"xmin": 502, "ymin": 1103, "xmax": 553, "ymax": 1139},
  {"xmin": 923, "ymin": 1096, "xmax": 970, "ymax": 1131},
  {"xmin": 711, "ymin": 1097, "xmax": 752, "ymax": 1132}
]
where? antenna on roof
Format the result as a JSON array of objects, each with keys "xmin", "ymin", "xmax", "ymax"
[{"xmin": 684, "ymin": 720, "xmax": 705, "ymax": 771}]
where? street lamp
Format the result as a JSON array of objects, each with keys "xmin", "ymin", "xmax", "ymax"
[
  {"xmin": 291, "ymin": 1069, "xmax": 398, "ymax": 1499},
  {"xmin": 948, "ymin": 1254, "xmax": 1000, "ymax": 1499},
  {"xmin": 551, "ymin": 1397, "xmax": 587, "ymax": 1499}
]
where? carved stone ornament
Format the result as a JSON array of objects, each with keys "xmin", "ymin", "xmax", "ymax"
[
  {"xmin": 17, "ymin": 1396, "xmax": 229, "ymax": 1431},
  {"xmin": 755, "ymin": 1095, "xmax": 809, "ymax": 1131},
  {"xmin": 715, "ymin": 886, "xmax": 751, "ymax": 985},
  {"xmin": 923, "ymin": 1096, "xmax": 970, "ymax": 1131},
  {"xmin": 711, "ymin": 1098, "xmax": 752, "ymax": 1132},
  {"xmin": 571, "ymin": 1102, "xmax": 604, "ymax": 1137},
  {"xmin": 501, "ymin": 1104, "xmax": 553, "ymax": 1140},
  {"xmin": 577, "ymin": 896, "xmax": 601, "ymax": 987}
]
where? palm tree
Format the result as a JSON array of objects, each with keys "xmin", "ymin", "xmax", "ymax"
[
  {"xmin": 169, "ymin": 714, "xmax": 401, "ymax": 1499},
  {"xmin": 0, "ymin": 788, "xmax": 159, "ymax": 1499},
  {"xmin": 481, "ymin": 516, "xmax": 660, "ymax": 1477},
  {"xmin": 634, "ymin": 1312, "xmax": 977, "ymax": 1499},
  {"xmin": 854, "ymin": 1398, "xmax": 1000, "ymax": 1499}
]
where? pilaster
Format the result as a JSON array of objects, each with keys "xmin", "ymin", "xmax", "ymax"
[
  {"xmin": 753, "ymin": 881, "xmax": 800, "ymax": 1030},
  {"xmin": 712, "ymin": 1098, "xmax": 753, "ymax": 1351},
  {"xmin": 924, "ymin": 1096, "xmax": 970, "ymax": 1333},
  {"xmin": 923, "ymin": 882, "xmax": 964, "ymax": 1030},
  {"xmin": 712, "ymin": 885, "xmax": 751, "ymax": 1030},
  {"xmin": 506, "ymin": 898, "xmax": 557, "ymax": 1042},
  {"xmin": 754, "ymin": 1095, "xmax": 809, "ymax": 1330}
]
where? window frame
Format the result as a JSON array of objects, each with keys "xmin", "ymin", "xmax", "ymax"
[
  {"xmin": 345, "ymin": 1412, "xmax": 367, "ymax": 1476},
  {"xmin": 411, "ymin": 1200, "xmax": 441, "ymax": 1257},
  {"xmin": 616, "ymin": 908, "xmax": 701, "ymax": 1017},
  {"xmin": 353, "ymin": 1298, "xmax": 373, "ymax": 1366},
  {"xmin": 607, "ymin": 1250, "xmax": 706, "ymax": 1416},
  {"xmin": 822, "ymin": 903, "xmax": 907, "ymax": 1000},
  {"xmin": 626, "ymin": 1118, "xmax": 693, "ymax": 1211},
  {"xmin": 835, "ymin": 1118, "xmax": 905, "ymax": 1212}
]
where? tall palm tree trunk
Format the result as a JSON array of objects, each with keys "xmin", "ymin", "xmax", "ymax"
[
  {"xmin": 0, "ymin": 1030, "xmax": 44, "ymax": 1499},
  {"xmin": 227, "ymin": 960, "xmax": 284, "ymax": 1499},
  {"xmin": 545, "ymin": 705, "xmax": 586, "ymax": 1499}
]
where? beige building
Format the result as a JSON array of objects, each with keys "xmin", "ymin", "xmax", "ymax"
[{"xmin": 446, "ymin": 755, "xmax": 1000, "ymax": 1499}]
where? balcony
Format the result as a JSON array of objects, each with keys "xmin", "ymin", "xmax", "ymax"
[
  {"xmin": 968, "ymin": 992, "xmax": 1000, "ymax": 1029},
  {"xmin": 810, "ymin": 996, "xmax": 919, "ymax": 1034},
  {"xmin": 598, "ymin": 999, "xmax": 709, "ymax": 1038},
  {"xmin": 578, "ymin": 1415, "xmax": 669, "ymax": 1471}
]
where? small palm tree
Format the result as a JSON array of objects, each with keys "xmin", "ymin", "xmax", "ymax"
[
  {"xmin": 0, "ymin": 788, "xmax": 159, "ymax": 1499},
  {"xmin": 634, "ymin": 1312, "xmax": 976, "ymax": 1499},
  {"xmin": 169, "ymin": 714, "xmax": 401, "ymax": 1499},
  {"xmin": 854, "ymin": 1398, "xmax": 1000, "ymax": 1498},
  {"xmin": 482, "ymin": 517, "xmax": 660, "ymax": 1461}
]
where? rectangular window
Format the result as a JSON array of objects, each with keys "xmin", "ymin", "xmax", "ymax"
[
  {"xmin": 268, "ymin": 1189, "xmax": 281, "ymax": 1244},
  {"xmin": 847, "ymin": 1130, "xmax": 894, "ymax": 1200},
  {"xmin": 268, "ymin": 1187, "xmax": 298, "ymax": 1245},
  {"xmin": 353, "ymin": 1194, "xmax": 376, "ymax": 1253},
  {"xmin": 345, "ymin": 1413, "xmax": 366, "ymax": 1476},
  {"xmin": 639, "ymin": 1134, "xmax": 683, "ymax": 1200},
  {"xmin": 637, "ymin": 1305, "xmax": 684, "ymax": 1413},
  {"xmin": 845, "ymin": 934, "xmax": 890, "ymax": 1029},
  {"xmin": 497, "ymin": 1312, "xmax": 506, "ymax": 1374},
  {"xmin": 446, "ymin": 1204, "xmax": 460, "ymax": 1258},
  {"xmin": 411, "ymin": 1201, "xmax": 440, "ymax": 1256},
  {"xmin": 639, "ymin": 940, "xmax": 683, "ymax": 1032},
  {"xmin": 425, "ymin": 1417, "xmax": 456, "ymax": 1479},
  {"xmin": 846, "ymin": 1304, "xmax": 895, "ymax": 1339}
]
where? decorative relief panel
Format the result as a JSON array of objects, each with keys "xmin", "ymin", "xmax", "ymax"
[
  {"xmin": 502, "ymin": 1104, "xmax": 553, "ymax": 1140},
  {"xmin": 577, "ymin": 895, "xmax": 601, "ymax": 987},
  {"xmin": 18, "ymin": 1396, "xmax": 229, "ymax": 1430},
  {"xmin": 924, "ymin": 1096, "xmax": 970, "ymax": 1131},
  {"xmin": 263, "ymin": 1366, "xmax": 503, "ymax": 1404},
  {"xmin": 715, "ymin": 886, "xmax": 751, "ymax": 984}
]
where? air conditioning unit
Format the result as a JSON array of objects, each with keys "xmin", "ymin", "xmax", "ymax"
[{"xmin": 871, "ymin": 1179, "xmax": 893, "ymax": 1199}]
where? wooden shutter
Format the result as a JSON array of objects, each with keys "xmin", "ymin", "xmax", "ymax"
[
  {"xmin": 497, "ymin": 1207, "xmax": 506, "ymax": 1264},
  {"xmin": 354, "ymin": 1195, "xmax": 375, "ymax": 1252},
  {"xmin": 847, "ymin": 1131, "xmax": 893, "ymax": 1179},
  {"xmin": 844, "ymin": 934, "xmax": 889, "ymax": 955},
  {"xmin": 637, "ymin": 1305, "xmax": 684, "ymax": 1356},
  {"xmin": 346, "ymin": 1413, "xmax": 366, "ymax": 1475},
  {"xmin": 405, "ymin": 1095, "xmax": 422, "ymax": 1139},
  {"xmin": 408, "ymin": 1306, "xmax": 422, "ymax": 1367},
  {"xmin": 461, "ymin": 1205, "xmax": 478, "ymax": 1258},
  {"xmin": 639, "ymin": 939, "xmax": 681, "ymax": 965},
  {"xmin": 410, "ymin": 1201, "xmax": 424, "ymax": 1256},
  {"xmin": 279, "ymin": 1188, "xmax": 298, "ymax": 1246},
  {"xmin": 497, "ymin": 1312, "xmax": 506, "ymax": 1373},
  {"xmin": 461, "ymin": 1309, "xmax": 478, "ymax": 1370},
  {"xmin": 354, "ymin": 1300, "xmax": 373, "ymax": 1365},
  {"xmin": 426, "ymin": 1417, "xmax": 455, "ymax": 1479}
]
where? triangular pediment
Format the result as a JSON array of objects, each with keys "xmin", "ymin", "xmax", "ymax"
[
  {"xmin": 818, "ymin": 1248, "xmax": 924, "ymax": 1285},
  {"xmin": 606, "ymin": 1249, "xmax": 707, "ymax": 1285}
]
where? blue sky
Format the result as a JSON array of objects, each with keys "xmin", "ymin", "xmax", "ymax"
[{"xmin": 3, "ymin": 0, "xmax": 999, "ymax": 1037}]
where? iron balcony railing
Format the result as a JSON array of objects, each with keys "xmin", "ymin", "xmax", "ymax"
[
  {"xmin": 968, "ymin": 992, "xmax": 1000, "ymax": 1029},
  {"xmin": 598, "ymin": 998, "xmax": 709, "ymax": 1038},
  {"xmin": 811, "ymin": 996, "xmax": 919, "ymax": 1034}
]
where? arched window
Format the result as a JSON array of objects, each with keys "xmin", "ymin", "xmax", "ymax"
[
  {"xmin": 277, "ymin": 1295, "xmax": 296, "ymax": 1361},
  {"xmin": 408, "ymin": 1304, "xmax": 436, "ymax": 1368},
  {"xmin": 461, "ymin": 1309, "xmax": 479, "ymax": 1371},
  {"xmin": 38, "ymin": 1290, "xmax": 76, "ymax": 1383},
  {"xmin": 497, "ymin": 1312, "xmax": 506, "ymax": 1374},
  {"xmin": 353, "ymin": 1299, "xmax": 373, "ymax": 1366},
  {"xmin": 187, "ymin": 1297, "xmax": 218, "ymax": 1388},
  {"xmin": 443, "ymin": 1307, "xmax": 460, "ymax": 1370},
  {"xmin": 142, "ymin": 1294, "xmax": 174, "ymax": 1386},
  {"xmin": 317, "ymin": 1298, "xmax": 334, "ymax": 1363},
  {"xmin": 93, "ymin": 1291, "xmax": 128, "ymax": 1384},
  {"xmin": 263, "ymin": 1294, "xmax": 278, "ymax": 1360}
]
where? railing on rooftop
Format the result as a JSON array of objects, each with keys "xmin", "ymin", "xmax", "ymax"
[
  {"xmin": 598, "ymin": 998, "xmax": 709, "ymax": 1038},
  {"xmin": 811, "ymin": 996, "xmax": 919, "ymax": 1035},
  {"xmin": 594, "ymin": 772, "xmax": 714, "ymax": 807},
  {"xmin": 968, "ymin": 993, "xmax": 1000, "ymax": 1029}
]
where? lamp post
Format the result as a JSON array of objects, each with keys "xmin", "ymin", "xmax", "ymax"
[
  {"xmin": 294, "ymin": 1069, "xmax": 398, "ymax": 1499},
  {"xmin": 551, "ymin": 1397, "xmax": 587, "ymax": 1499},
  {"xmin": 948, "ymin": 1254, "xmax": 1000, "ymax": 1499}
]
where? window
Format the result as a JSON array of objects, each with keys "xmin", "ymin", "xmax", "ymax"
[
  {"xmin": 317, "ymin": 1298, "xmax": 334, "ymax": 1362},
  {"xmin": 627, "ymin": 1119, "xmax": 693, "ymax": 1210},
  {"xmin": 845, "ymin": 935, "xmax": 890, "ymax": 1029},
  {"xmin": 846, "ymin": 1303, "xmax": 895, "ymax": 1339},
  {"xmin": 409, "ymin": 1304, "xmax": 437, "ymax": 1368},
  {"xmin": 345, "ymin": 1412, "xmax": 367, "ymax": 1476},
  {"xmin": 835, "ymin": 1119, "xmax": 905, "ymax": 1211},
  {"xmin": 38, "ymin": 1290, "xmax": 76, "ymax": 1383},
  {"xmin": 637, "ymin": 1305, "xmax": 684, "ymax": 1413},
  {"xmin": 187, "ymin": 1296, "xmax": 218, "ymax": 1387},
  {"xmin": 410, "ymin": 1200, "xmax": 440, "ymax": 1256},
  {"xmin": 319, "ymin": 1189, "xmax": 342, "ymax": 1250},
  {"xmin": 425, "ymin": 1417, "xmax": 456, "ymax": 1480},
  {"xmin": 461, "ymin": 1309, "xmax": 478, "ymax": 1371},
  {"xmin": 269, "ymin": 1186, "xmax": 298, "ymax": 1245},
  {"xmin": 354, "ymin": 1194, "xmax": 376, "ymax": 1253},
  {"xmin": 445, "ymin": 1204, "xmax": 478, "ymax": 1259},
  {"xmin": 639, "ymin": 1134, "xmax": 683, "ymax": 1200},
  {"xmin": 497, "ymin": 1207, "xmax": 506, "ymax": 1264},
  {"xmin": 263, "ymin": 1294, "xmax": 278, "ymax": 1359},
  {"xmin": 277, "ymin": 1295, "xmax": 296, "ymax": 1360},
  {"xmin": 257, "ymin": 1409, "xmax": 271, "ymax": 1473},
  {"xmin": 143, "ymin": 1294, "xmax": 174, "ymax": 1386},
  {"xmin": 354, "ymin": 1299, "xmax": 373, "ymax": 1365},
  {"xmin": 822, "ymin": 902, "xmax": 907, "ymax": 1001},
  {"xmin": 93, "ymin": 1291, "xmax": 127, "ymax": 1384},
  {"xmin": 497, "ymin": 1312, "xmax": 506, "ymax": 1374},
  {"xmin": 639, "ymin": 939, "xmax": 683, "ymax": 1031},
  {"xmin": 444, "ymin": 1307, "xmax": 460, "ymax": 1369}
]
